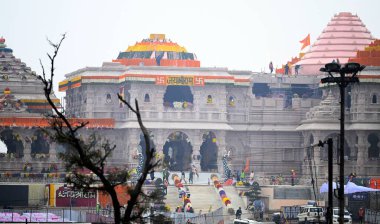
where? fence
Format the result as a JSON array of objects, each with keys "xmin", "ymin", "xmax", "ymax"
[
  {"xmin": 0, "ymin": 208, "xmax": 116, "ymax": 223},
  {"xmin": 365, "ymin": 209, "xmax": 380, "ymax": 224},
  {"xmin": 170, "ymin": 207, "xmax": 224, "ymax": 224},
  {"xmin": 0, "ymin": 208, "xmax": 88, "ymax": 222},
  {"xmin": 281, "ymin": 206, "xmax": 301, "ymax": 220}
]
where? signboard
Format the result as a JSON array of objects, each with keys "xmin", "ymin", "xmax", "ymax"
[
  {"xmin": 155, "ymin": 75, "xmax": 204, "ymax": 86},
  {"xmin": 55, "ymin": 186, "xmax": 96, "ymax": 207},
  {"xmin": 348, "ymin": 192, "xmax": 369, "ymax": 201}
]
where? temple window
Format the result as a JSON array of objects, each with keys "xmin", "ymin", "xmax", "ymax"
[
  {"xmin": 207, "ymin": 95, "xmax": 213, "ymax": 104},
  {"xmin": 163, "ymin": 86, "xmax": 193, "ymax": 109},
  {"xmin": 144, "ymin": 93, "xmax": 150, "ymax": 102},
  {"xmin": 372, "ymin": 94, "xmax": 377, "ymax": 104},
  {"xmin": 228, "ymin": 96, "xmax": 235, "ymax": 107}
]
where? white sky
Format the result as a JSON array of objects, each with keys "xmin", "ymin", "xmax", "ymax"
[{"xmin": 1, "ymin": 0, "xmax": 380, "ymax": 98}]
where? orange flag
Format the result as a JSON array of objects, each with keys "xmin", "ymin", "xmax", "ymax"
[
  {"xmin": 300, "ymin": 34, "xmax": 310, "ymax": 50},
  {"xmin": 244, "ymin": 158, "xmax": 250, "ymax": 173}
]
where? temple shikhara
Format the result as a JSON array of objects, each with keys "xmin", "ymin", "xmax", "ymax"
[{"xmin": 0, "ymin": 12, "xmax": 379, "ymax": 211}]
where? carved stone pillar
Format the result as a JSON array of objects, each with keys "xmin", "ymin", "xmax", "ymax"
[
  {"xmin": 127, "ymin": 129, "xmax": 140, "ymax": 168},
  {"xmin": 191, "ymin": 130, "xmax": 202, "ymax": 172},
  {"xmin": 193, "ymin": 89, "xmax": 201, "ymax": 120},
  {"xmin": 191, "ymin": 143, "xmax": 201, "ymax": 172},
  {"xmin": 49, "ymin": 142, "xmax": 57, "ymax": 161},
  {"xmin": 216, "ymin": 131, "xmax": 226, "ymax": 173},
  {"xmin": 356, "ymin": 132, "xmax": 368, "ymax": 176},
  {"xmin": 23, "ymin": 140, "xmax": 32, "ymax": 162}
]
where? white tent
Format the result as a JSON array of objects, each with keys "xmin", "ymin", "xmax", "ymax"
[{"xmin": 320, "ymin": 181, "xmax": 380, "ymax": 194}]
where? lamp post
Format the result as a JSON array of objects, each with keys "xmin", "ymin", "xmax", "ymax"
[{"xmin": 320, "ymin": 62, "xmax": 364, "ymax": 224}]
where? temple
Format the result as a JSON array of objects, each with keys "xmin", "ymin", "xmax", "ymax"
[
  {"xmin": 295, "ymin": 12, "xmax": 375, "ymax": 75},
  {"xmin": 1, "ymin": 12, "xmax": 379, "ymax": 181},
  {"xmin": 0, "ymin": 37, "xmax": 114, "ymax": 172}
]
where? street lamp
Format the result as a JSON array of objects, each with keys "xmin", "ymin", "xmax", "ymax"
[{"xmin": 320, "ymin": 62, "xmax": 365, "ymax": 224}]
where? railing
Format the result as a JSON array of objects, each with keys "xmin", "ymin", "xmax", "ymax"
[
  {"xmin": 128, "ymin": 109, "xmax": 227, "ymax": 122},
  {"xmin": 365, "ymin": 209, "xmax": 380, "ymax": 224},
  {"xmin": 170, "ymin": 207, "xmax": 224, "ymax": 224},
  {"xmin": 0, "ymin": 208, "xmax": 89, "ymax": 223}
]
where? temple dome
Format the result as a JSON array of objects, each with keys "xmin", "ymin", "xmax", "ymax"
[
  {"xmin": 296, "ymin": 12, "xmax": 375, "ymax": 75},
  {"xmin": 113, "ymin": 34, "xmax": 200, "ymax": 67}
]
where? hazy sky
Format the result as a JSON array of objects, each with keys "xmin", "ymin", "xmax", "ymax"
[{"xmin": 1, "ymin": 0, "xmax": 380, "ymax": 97}]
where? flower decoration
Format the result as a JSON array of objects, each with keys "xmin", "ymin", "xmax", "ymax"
[{"xmin": 210, "ymin": 174, "xmax": 232, "ymax": 208}]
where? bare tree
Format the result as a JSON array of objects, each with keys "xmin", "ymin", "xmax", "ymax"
[{"xmin": 38, "ymin": 34, "xmax": 159, "ymax": 223}]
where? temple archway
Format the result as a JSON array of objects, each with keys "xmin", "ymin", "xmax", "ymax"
[
  {"xmin": 368, "ymin": 133, "xmax": 379, "ymax": 159},
  {"xmin": 163, "ymin": 86, "xmax": 193, "ymax": 109},
  {"xmin": 0, "ymin": 129, "xmax": 24, "ymax": 158},
  {"xmin": 163, "ymin": 131, "xmax": 192, "ymax": 171},
  {"xmin": 320, "ymin": 134, "xmax": 351, "ymax": 160},
  {"xmin": 31, "ymin": 130, "xmax": 50, "ymax": 157},
  {"xmin": 200, "ymin": 131, "xmax": 218, "ymax": 171}
]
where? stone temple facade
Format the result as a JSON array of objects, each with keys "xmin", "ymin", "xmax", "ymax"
[
  {"xmin": 1, "ymin": 13, "xmax": 379, "ymax": 179},
  {"xmin": 0, "ymin": 37, "xmax": 113, "ymax": 172}
]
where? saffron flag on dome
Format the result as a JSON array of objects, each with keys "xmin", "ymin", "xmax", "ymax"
[{"xmin": 300, "ymin": 34, "xmax": 310, "ymax": 50}]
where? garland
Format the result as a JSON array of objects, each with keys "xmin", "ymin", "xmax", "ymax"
[{"xmin": 211, "ymin": 174, "xmax": 232, "ymax": 207}]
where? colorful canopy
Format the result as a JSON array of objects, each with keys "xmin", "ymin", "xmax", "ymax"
[{"xmin": 320, "ymin": 181, "xmax": 380, "ymax": 194}]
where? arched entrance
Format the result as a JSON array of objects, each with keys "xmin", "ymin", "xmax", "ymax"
[
  {"xmin": 163, "ymin": 86, "xmax": 194, "ymax": 109},
  {"xmin": 0, "ymin": 129, "xmax": 24, "ymax": 158},
  {"xmin": 31, "ymin": 130, "xmax": 50, "ymax": 157},
  {"xmin": 163, "ymin": 131, "xmax": 192, "ymax": 171},
  {"xmin": 200, "ymin": 132, "xmax": 218, "ymax": 171},
  {"xmin": 320, "ymin": 134, "xmax": 351, "ymax": 160},
  {"xmin": 368, "ymin": 133, "xmax": 380, "ymax": 159}
]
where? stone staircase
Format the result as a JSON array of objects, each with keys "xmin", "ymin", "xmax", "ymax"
[
  {"xmin": 187, "ymin": 185, "xmax": 220, "ymax": 213},
  {"xmin": 164, "ymin": 186, "xmax": 182, "ymax": 211},
  {"xmin": 164, "ymin": 185, "xmax": 222, "ymax": 213},
  {"xmin": 222, "ymin": 186, "xmax": 249, "ymax": 219}
]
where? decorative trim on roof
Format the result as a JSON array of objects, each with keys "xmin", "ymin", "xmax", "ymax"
[
  {"xmin": 0, "ymin": 117, "xmax": 115, "ymax": 128},
  {"xmin": 59, "ymin": 73, "xmax": 250, "ymax": 91}
]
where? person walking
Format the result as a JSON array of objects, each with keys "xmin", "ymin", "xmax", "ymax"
[
  {"xmin": 284, "ymin": 63, "xmax": 289, "ymax": 75},
  {"xmin": 269, "ymin": 61, "xmax": 274, "ymax": 73},
  {"xmin": 150, "ymin": 169, "xmax": 155, "ymax": 181},
  {"xmin": 240, "ymin": 169, "xmax": 246, "ymax": 182},
  {"xmin": 192, "ymin": 164, "xmax": 199, "ymax": 180},
  {"xmin": 291, "ymin": 170, "xmax": 296, "ymax": 186},
  {"xmin": 236, "ymin": 207, "xmax": 242, "ymax": 219},
  {"xmin": 249, "ymin": 171, "xmax": 255, "ymax": 182},
  {"xmin": 162, "ymin": 168, "xmax": 166, "ymax": 182},
  {"xmin": 358, "ymin": 207, "xmax": 365, "ymax": 224},
  {"xmin": 181, "ymin": 171, "xmax": 186, "ymax": 183},
  {"xmin": 165, "ymin": 169, "xmax": 170, "ymax": 183},
  {"xmin": 189, "ymin": 169, "xmax": 194, "ymax": 184},
  {"xmin": 163, "ymin": 179, "xmax": 168, "ymax": 195}
]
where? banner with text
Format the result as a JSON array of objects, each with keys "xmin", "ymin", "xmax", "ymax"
[{"xmin": 155, "ymin": 75, "xmax": 204, "ymax": 86}]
